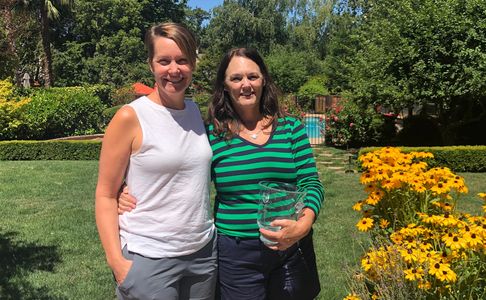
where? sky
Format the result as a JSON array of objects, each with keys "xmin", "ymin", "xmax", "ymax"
[{"xmin": 187, "ymin": 0, "xmax": 224, "ymax": 12}]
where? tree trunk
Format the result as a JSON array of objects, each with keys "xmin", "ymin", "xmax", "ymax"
[
  {"xmin": 40, "ymin": 3, "xmax": 53, "ymax": 87},
  {"xmin": 0, "ymin": 0, "xmax": 21, "ymax": 84}
]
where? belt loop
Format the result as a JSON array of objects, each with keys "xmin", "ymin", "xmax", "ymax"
[{"xmin": 235, "ymin": 237, "xmax": 241, "ymax": 244}]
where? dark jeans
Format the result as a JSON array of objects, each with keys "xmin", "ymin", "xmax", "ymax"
[{"xmin": 217, "ymin": 230, "xmax": 320, "ymax": 300}]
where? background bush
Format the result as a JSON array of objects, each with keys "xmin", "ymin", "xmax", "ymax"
[
  {"xmin": 325, "ymin": 100, "xmax": 384, "ymax": 147},
  {"xmin": 0, "ymin": 140, "xmax": 101, "ymax": 160},
  {"xmin": 297, "ymin": 76, "xmax": 328, "ymax": 111},
  {"xmin": 17, "ymin": 87, "xmax": 105, "ymax": 140},
  {"xmin": 359, "ymin": 146, "xmax": 486, "ymax": 173}
]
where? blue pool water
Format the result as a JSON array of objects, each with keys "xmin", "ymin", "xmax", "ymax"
[{"xmin": 305, "ymin": 116, "xmax": 325, "ymax": 139}]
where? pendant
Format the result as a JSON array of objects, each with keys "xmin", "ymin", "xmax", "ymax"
[{"xmin": 250, "ymin": 133, "xmax": 258, "ymax": 139}]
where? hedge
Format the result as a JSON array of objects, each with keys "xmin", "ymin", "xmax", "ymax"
[
  {"xmin": 0, "ymin": 140, "xmax": 101, "ymax": 160},
  {"xmin": 359, "ymin": 146, "xmax": 486, "ymax": 173}
]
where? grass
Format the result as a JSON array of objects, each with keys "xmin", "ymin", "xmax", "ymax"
[{"xmin": 0, "ymin": 149, "xmax": 484, "ymax": 299}]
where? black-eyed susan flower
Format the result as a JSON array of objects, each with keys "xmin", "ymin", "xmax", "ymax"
[
  {"xmin": 442, "ymin": 232, "xmax": 467, "ymax": 250},
  {"xmin": 343, "ymin": 294, "xmax": 361, "ymax": 300},
  {"xmin": 379, "ymin": 218, "xmax": 390, "ymax": 229},
  {"xmin": 428, "ymin": 261, "xmax": 451, "ymax": 278},
  {"xmin": 436, "ymin": 267, "xmax": 457, "ymax": 282},
  {"xmin": 404, "ymin": 266, "xmax": 424, "ymax": 281},
  {"xmin": 417, "ymin": 280, "xmax": 432, "ymax": 290},
  {"xmin": 352, "ymin": 200, "xmax": 364, "ymax": 211},
  {"xmin": 357, "ymin": 217, "xmax": 374, "ymax": 232}
]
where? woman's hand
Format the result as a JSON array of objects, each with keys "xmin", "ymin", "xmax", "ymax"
[
  {"xmin": 118, "ymin": 186, "xmax": 137, "ymax": 215},
  {"xmin": 259, "ymin": 208, "xmax": 315, "ymax": 251},
  {"xmin": 111, "ymin": 257, "xmax": 133, "ymax": 285}
]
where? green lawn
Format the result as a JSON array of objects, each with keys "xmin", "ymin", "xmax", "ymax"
[{"xmin": 0, "ymin": 151, "xmax": 484, "ymax": 299}]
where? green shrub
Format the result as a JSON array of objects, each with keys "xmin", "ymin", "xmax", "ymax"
[
  {"xmin": 18, "ymin": 87, "xmax": 105, "ymax": 140},
  {"xmin": 86, "ymin": 84, "xmax": 114, "ymax": 106},
  {"xmin": 111, "ymin": 85, "xmax": 136, "ymax": 106},
  {"xmin": 102, "ymin": 104, "xmax": 123, "ymax": 125},
  {"xmin": 0, "ymin": 78, "xmax": 32, "ymax": 140},
  {"xmin": 192, "ymin": 92, "xmax": 211, "ymax": 120},
  {"xmin": 297, "ymin": 76, "xmax": 328, "ymax": 111},
  {"xmin": 0, "ymin": 140, "xmax": 101, "ymax": 160},
  {"xmin": 325, "ymin": 100, "xmax": 384, "ymax": 147},
  {"xmin": 359, "ymin": 146, "xmax": 486, "ymax": 172}
]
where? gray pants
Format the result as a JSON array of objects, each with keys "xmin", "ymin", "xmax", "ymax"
[{"xmin": 116, "ymin": 235, "xmax": 217, "ymax": 300}]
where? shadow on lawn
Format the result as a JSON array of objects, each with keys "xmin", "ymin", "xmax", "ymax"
[{"xmin": 0, "ymin": 230, "xmax": 66, "ymax": 300}]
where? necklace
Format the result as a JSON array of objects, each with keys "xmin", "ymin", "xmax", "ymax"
[{"xmin": 245, "ymin": 128, "xmax": 263, "ymax": 139}]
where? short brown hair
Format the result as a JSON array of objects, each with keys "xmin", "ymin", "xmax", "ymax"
[{"xmin": 145, "ymin": 22, "xmax": 197, "ymax": 70}]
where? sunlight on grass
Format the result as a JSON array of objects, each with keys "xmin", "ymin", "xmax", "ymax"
[{"xmin": 0, "ymin": 151, "xmax": 484, "ymax": 299}]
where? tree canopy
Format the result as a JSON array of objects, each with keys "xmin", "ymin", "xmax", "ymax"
[{"xmin": 0, "ymin": 0, "xmax": 484, "ymax": 144}]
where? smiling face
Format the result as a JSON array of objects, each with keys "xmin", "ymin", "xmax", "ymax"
[
  {"xmin": 224, "ymin": 56, "xmax": 264, "ymax": 112},
  {"xmin": 150, "ymin": 36, "xmax": 193, "ymax": 98}
]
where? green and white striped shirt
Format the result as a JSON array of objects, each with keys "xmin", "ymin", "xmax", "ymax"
[{"xmin": 208, "ymin": 116, "xmax": 324, "ymax": 238}]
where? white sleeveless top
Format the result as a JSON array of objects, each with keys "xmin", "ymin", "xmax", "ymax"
[{"xmin": 119, "ymin": 96, "xmax": 214, "ymax": 258}]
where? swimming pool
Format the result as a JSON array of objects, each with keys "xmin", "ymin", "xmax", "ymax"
[{"xmin": 304, "ymin": 116, "xmax": 325, "ymax": 144}]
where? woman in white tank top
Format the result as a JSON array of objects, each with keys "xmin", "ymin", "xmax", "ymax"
[{"xmin": 95, "ymin": 23, "xmax": 216, "ymax": 300}]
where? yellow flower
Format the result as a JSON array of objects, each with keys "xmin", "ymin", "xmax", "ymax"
[
  {"xmin": 404, "ymin": 266, "xmax": 424, "ymax": 281},
  {"xmin": 442, "ymin": 232, "xmax": 467, "ymax": 250},
  {"xmin": 463, "ymin": 230, "xmax": 483, "ymax": 248},
  {"xmin": 360, "ymin": 172, "xmax": 374, "ymax": 184},
  {"xmin": 435, "ymin": 213, "xmax": 459, "ymax": 227},
  {"xmin": 428, "ymin": 261, "xmax": 453, "ymax": 280},
  {"xmin": 379, "ymin": 219, "xmax": 390, "ymax": 229},
  {"xmin": 399, "ymin": 247, "xmax": 418, "ymax": 263},
  {"xmin": 365, "ymin": 194, "xmax": 380, "ymax": 205},
  {"xmin": 430, "ymin": 181, "xmax": 450, "ymax": 195},
  {"xmin": 361, "ymin": 256, "xmax": 372, "ymax": 271},
  {"xmin": 357, "ymin": 217, "xmax": 374, "ymax": 232},
  {"xmin": 435, "ymin": 267, "xmax": 457, "ymax": 282},
  {"xmin": 478, "ymin": 192, "xmax": 486, "ymax": 200},
  {"xmin": 432, "ymin": 201, "xmax": 454, "ymax": 212},
  {"xmin": 418, "ymin": 280, "xmax": 432, "ymax": 290},
  {"xmin": 352, "ymin": 201, "xmax": 364, "ymax": 211},
  {"xmin": 343, "ymin": 294, "xmax": 361, "ymax": 300},
  {"xmin": 381, "ymin": 178, "xmax": 401, "ymax": 190}
]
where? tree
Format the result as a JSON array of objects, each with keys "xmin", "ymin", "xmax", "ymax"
[
  {"xmin": 266, "ymin": 45, "xmax": 324, "ymax": 94},
  {"xmin": 19, "ymin": 0, "xmax": 74, "ymax": 87},
  {"xmin": 204, "ymin": 0, "xmax": 289, "ymax": 55},
  {"xmin": 336, "ymin": 0, "xmax": 486, "ymax": 144},
  {"xmin": 51, "ymin": 0, "xmax": 189, "ymax": 87},
  {"xmin": 286, "ymin": 0, "xmax": 335, "ymax": 56}
]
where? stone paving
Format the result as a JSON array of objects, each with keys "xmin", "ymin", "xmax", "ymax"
[{"xmin": 313, "ymin": 147, "xmax": 358, "ymax": 174}]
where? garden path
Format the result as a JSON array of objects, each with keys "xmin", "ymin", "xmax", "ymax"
[{"xmin": 313, "ymin": 147, "xmax": 357, "ymax": 174}]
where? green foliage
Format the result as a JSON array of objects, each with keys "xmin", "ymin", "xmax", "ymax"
[
  {"xmin": 192, "ymin": 52, "xmax": 220, "ymax": 93},
  {"xmin": 359, "ymin": 146, "xmax": 486, "ymax": 173},
  {"xmin": 19, "ymin": 87, "xmax": 105, "ymax": 139},
  {"xmin": 297, "ymin": 75, "xmax": 328, "ymax": 110},
  {"xmin": 336, "ymin": 0, "xmax": 486, "ymax": 145},
  {"xmin": 204, "ymin": 0, "xmax": 288, "ymax": 55},
  {"xmin": 192, "ymin": 92, "xmax": 212, "ymax": 120},
  {"xmin": 0, "ymin": 140, "xmax": 101, "ymax": 160},
  {"xmin": 266, "ymin": 46, "xmax": 325, "ymax": 93},
  {"xmin": 102, "ymin": 105, "xmax": 122, "ymax": 125},
  {"xmin": 51, "ymin": 0, "xmax": 185, "ymax": 87},
  {"xmin": 325, "ymin": 100, "xmax": 384, "ymax": 147},
  {"xmin": 110, "ymin": 85, "xmax": 136, "ymax": 106},
  {"xmin": 280, "ymin": 94, "xmax": 305, "ymax": 119},
  {"xmin": 85, "ymin": 84, "xmax": 113, "ymax": 106}
]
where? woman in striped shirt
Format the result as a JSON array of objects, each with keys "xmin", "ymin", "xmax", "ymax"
[
  {"xmin": 207, "ymin": 48, "xmax": 323, "ymax": 300},
  {"xmin": 120, "ymin": 48, "xmax": 324, "ymax": 300}
]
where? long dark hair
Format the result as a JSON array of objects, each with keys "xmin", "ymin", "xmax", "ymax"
[{"xmin": 207, "ymin": 48, "xmax": 284, "ymax": 139}]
